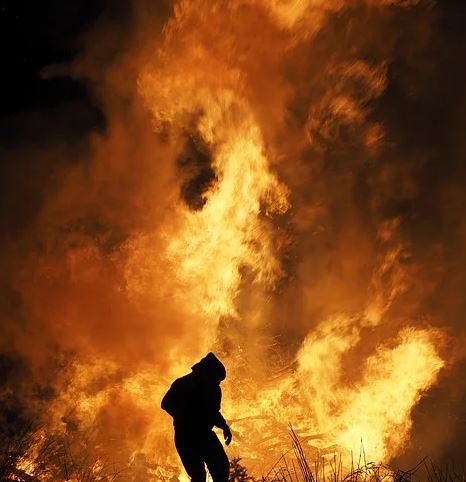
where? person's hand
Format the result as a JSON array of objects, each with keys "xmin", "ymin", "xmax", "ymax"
[{"xmin": 223, "ymin": 425, "xmax": 232, "ymax": 446}]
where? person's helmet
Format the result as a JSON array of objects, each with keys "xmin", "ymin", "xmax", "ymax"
[{"xmin": 191, "ymin": 352, "xmax": 226, "ymax": 382}]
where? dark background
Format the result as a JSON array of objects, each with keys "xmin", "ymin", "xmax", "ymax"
[{"xmin": 0, "ymin": 0, "xmax": 105, "ymax": 116}]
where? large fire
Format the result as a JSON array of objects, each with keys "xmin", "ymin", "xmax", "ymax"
[{"xmin": 3, "ymin": 0, "xmax": 456, "ymax": 480}]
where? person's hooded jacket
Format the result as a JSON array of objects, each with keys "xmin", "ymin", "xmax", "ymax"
[{"xmin": 161, "ymin": 353, "xmax": 229, "ymax": 433}]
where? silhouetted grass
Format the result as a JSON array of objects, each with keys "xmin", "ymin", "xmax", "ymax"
[
  {"xmin": 257, "ymin": 429, "xmax": 466, "ymax": 482},
  {"xmin": 2, "ymin": 424, "xmax": 466, "ymax": 482}
]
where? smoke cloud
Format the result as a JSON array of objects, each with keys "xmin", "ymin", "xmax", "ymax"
[{"xmin": 1, "ymin": 0, "xmax": 465, "ymax": 477}]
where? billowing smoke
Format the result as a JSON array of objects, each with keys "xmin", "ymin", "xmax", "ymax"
[{"xmin": 1, "ymin": 0, "xmax": 465, "ymax": 478}]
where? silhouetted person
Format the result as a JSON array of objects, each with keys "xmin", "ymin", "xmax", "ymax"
[{"xmin": 162, "ymin": 353, "xmax": 232, "ymax": 482}]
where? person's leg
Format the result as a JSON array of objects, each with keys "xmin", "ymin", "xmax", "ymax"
[
  {"xmin": 175, "ymin": 431, "xmax": 207, "ymax": 482},
  {"xmin": 203, "ymin": 431, "xmax": 229, "ymax": 482}
]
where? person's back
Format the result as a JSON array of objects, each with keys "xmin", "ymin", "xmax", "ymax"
[
  {"xmin": 162, "ymin": 372, "xmax": 223, "ymax": 433},
  {"xmin": 161, "ymin": 353, "xmax": 232, "ymax": 482}
]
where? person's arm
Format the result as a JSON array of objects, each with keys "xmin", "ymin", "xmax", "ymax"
[
  {"xmin": 213, "ymin": 411, "xmax": 228, "ymax": 430},
  {"xmin": 215, "ymin": 412, "xmax": 232, "ymax": 445},
  {"xmin": 212, "ymin": 385, "xmax": 232, "ymax": 445}
]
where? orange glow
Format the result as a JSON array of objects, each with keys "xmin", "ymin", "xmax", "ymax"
[{"xmin": 10, "ymin": 0, "xmax": 452, "ymax": 479}]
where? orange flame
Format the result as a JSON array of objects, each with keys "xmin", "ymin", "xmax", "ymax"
[{"xmin": 15, "ymin": 0, "xmax": 450, "ymax": 477}]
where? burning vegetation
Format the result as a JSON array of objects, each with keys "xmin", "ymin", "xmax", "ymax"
[{"xmin": 1, "ymin": 0, "xmax": 466, "ymax": 480}]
